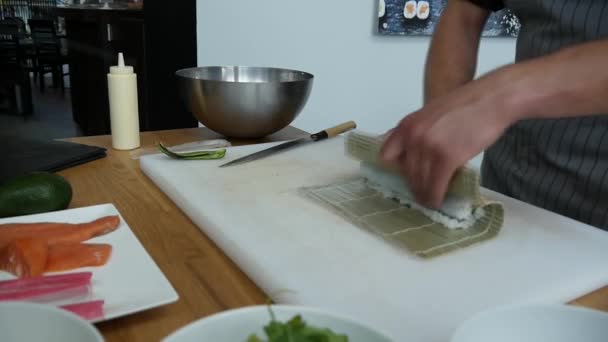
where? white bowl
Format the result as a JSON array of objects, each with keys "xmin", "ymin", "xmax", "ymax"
[
  {"xmin": 0, "ymin": 302, "xmax": 104, "ymax": 342},
  {"xmin": 451, "ymin": 304, "xmax": 608, "ymax": 342},
  {"xmin": 163, "ymin": 305, "xmax": 393, "ymax": 342}
]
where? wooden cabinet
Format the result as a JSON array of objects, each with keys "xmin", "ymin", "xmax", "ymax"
[{"xmin": 56, "ymin": 2, "xmax": 197, "ymax": 136}]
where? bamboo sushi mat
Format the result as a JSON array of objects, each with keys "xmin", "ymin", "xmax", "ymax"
[{"xmin": 300, "ymin": 177, "xmax": 503, "ymax": 258}]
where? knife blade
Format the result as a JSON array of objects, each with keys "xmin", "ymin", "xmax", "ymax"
[{"xmin": 218, "ymin": 121, "xmax": 357, "ymax": 168}]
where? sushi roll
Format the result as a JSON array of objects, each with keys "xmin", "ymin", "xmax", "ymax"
[
  {"xmin": 378, "ymin": 0, "xmax": 386, "ymax": 18},
  {"xmin": 345, "ymin": 131, "xmax": 488, "ymax": 229},
  {"xmin": 361, "ymin": 162, "xmax": 483, "ymax": 229},
  {"xmin": 404, "ymin": 1, "xmax": 417, "ymax": 19},
  {"xmin": 417, "ymin": 1, "xmax": 430, "ymax": 20}
]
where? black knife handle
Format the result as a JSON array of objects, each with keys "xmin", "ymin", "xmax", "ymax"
[{"xmin": 310, "ymin": 121, "xmax": 357, "ymax": 141}]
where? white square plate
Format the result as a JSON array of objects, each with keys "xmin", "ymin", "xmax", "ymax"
[{"xmin": 0, "ymin": 203, "xmax": 179, "ymax": 323}]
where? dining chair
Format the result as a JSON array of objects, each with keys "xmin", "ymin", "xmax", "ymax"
[
  {"xmin": 0, "ymin": 17, "xmax": 25, "ymax": 34},
  {"xmin": 28, "ymin": 18, "xmax": 69, "ymax": 93},
  {"xmin": 0, "ymin": 17, "xmax": 37, "ymax": 81},
  {"xmin": 0, "ymin": 34, "xmax": 33, "ymax": 116}
]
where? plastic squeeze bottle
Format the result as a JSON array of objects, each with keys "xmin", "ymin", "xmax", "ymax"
[{"xmin": 108, "ymin": 52, "xmax": 140, "ymax": 150}]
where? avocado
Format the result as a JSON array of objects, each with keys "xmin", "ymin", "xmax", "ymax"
[{"xmin": 0, "ymin": 172, "xmax": 73, "ymax": 218}]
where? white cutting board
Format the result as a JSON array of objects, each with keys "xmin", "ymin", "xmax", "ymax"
[{"xmin": 140, "ymin": 137, "xmax": 608, "ymax": 342}]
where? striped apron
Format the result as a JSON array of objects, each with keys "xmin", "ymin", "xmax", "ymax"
[{"xmin": 480, "ymin": 0, "xmax": 608, "ymax": 229}]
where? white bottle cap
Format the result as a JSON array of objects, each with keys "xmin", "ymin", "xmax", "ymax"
[{"xmin": 110, "ymin": 52, "xmax": 134, "ymax": 74}]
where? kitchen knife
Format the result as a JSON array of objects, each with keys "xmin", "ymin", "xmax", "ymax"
[{"xmin": 218, "ymin": 121, "xmax": 357, "ymax": 168}]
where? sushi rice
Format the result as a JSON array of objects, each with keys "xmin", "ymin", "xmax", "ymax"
[
  {"xmin": 404, "ymin": 1, "xmax": 417, "ymax": 19},
  {"xmin": 378, "ymin": 0, "xmax": 386, "ymax": 18},
  {"xmin": 361, "ymin": 162, "xmax": 485, "ymax": 229},
  {"xmin": 417, "ymin": 1, "xmax": 430, "ymax": 20}
]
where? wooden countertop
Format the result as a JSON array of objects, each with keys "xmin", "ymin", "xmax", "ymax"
[
  {"xmin": 59, "ymin": 126, "xmax": 608, "ymax": 341},
  {"xmin": 60, "ymin": 126, "xmax": 305, "ymax": 341}
]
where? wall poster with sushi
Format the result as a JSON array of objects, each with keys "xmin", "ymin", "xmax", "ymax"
[{"xmin": 377, "ymin": 0, "xmax": 520, "ymax": 37}]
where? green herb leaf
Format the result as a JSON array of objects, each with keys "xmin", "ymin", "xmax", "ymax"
[
  {"xmin": 248, "ymin": 306, "xmax": 349, "ymax": 342},
  {"xmin": 247, "ymin": 335, "xmax": 265, "ymax": 342}
]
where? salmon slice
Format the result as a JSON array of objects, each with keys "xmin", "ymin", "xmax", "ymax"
[
  {"xmin": 0, "ymin": 238, "xmax": 48, "ymax": 277},
  {"xmin": 0, "ymin": 215, "xmax": 120, "ymax": 249},
  {"xmin": 45, "ymin": 243, "xmax": 112, "ymax": 273}
]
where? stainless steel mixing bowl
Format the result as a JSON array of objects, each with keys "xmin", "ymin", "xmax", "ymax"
[{"xmin": 176, "ymin": 66, "xmax": 314, "ymax": 138}]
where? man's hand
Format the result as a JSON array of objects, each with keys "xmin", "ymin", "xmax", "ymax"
[
  {"xmin": 381, "ymin": 37, "xmax": 608, "ymax": 209},
  {"xmin": 384, "ymin": 0, "xmax": 494, "ymax": 209},
  {"xmin": 380, "ymin": 76, "xmax": 514, "ymax": 209}
]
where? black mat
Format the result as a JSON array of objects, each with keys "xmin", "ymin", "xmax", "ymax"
[{"xmin": 1, "ymin": 136, "xmax": 107, "ymax": 183}]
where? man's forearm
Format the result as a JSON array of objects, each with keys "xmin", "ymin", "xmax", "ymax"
[
  {"xmin": 496, "ymin": 39, "xmax": 608, "ymax": 122},
  {"xmin": 423, "ymin": 0, "xmax": 489, "ymax": 103}
]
